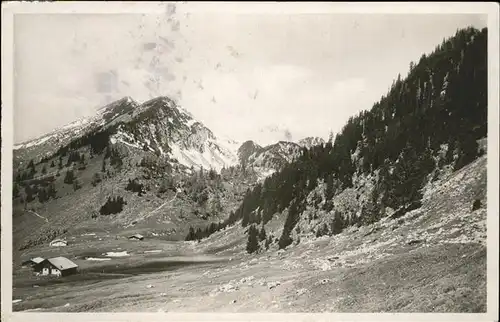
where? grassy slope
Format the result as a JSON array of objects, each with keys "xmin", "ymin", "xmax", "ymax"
[
  {"xmin": 13, "ymin": 144, "xmax": 251, "ymax": 256},
  {"xmin": 12, "ymin": 155, "xmax": 487, "ymax": 312}
]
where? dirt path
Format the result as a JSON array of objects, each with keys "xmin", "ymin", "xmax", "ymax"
[
  {"xmin": 133, "ymin": 191, "xmax": 179, "ymax": 224},
  {"xmin": 26, "ymin": 209, "xmax": 49, "ymax": 223},
  {"xmin": 151, "ymin": 191, "xmax": 179, "ymax": 213},
  {"xmin": 18, "ymin": 170, "xmax": 60, "ymax": 183}
]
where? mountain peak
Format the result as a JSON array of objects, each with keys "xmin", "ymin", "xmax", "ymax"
[{"xmin": 297, "ymin": 137, "xmax": 326, "ymax": 149}]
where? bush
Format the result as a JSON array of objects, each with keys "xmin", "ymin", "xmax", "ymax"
[
  {"xmin": 99, "ymin": 196, "xmax": 126, "ymax": 216},
  {"xmin": 91, "ymin": 173, "xmax": 102, "ymax": 187},
  {"xmin": 472, "ymin": 199, "xmax": 482, "ymax": 211},
  {"xmin": 125, "ymin": 178, "xmax": 145, "ymax": 196}
]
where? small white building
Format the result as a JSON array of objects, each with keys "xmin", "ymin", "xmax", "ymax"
[{"xmin": 49, "ymin": 239, "xmax": 68, "ymax": 247}]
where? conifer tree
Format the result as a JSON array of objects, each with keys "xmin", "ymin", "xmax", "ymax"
[
  {"xmin": 73, "ymin": 178, "xmax": 82, "ymax": 191},
  {"xmin": 259, "ymin": 225, "xmax": 267, "ymax": 242},
  {"xmin": 246, "ymin": 225, "xmax": 260, "ymax": 254},
  {"xmin": 63, "ymin": 170, "xmax": 75, "ymax": 184}
]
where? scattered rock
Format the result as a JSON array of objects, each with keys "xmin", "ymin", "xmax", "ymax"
[
  {"xmin": 319, "ymin": 278, "xmax": 330, "ymax": 285},
  {"xmin": 407, "ymin": 239, "xmax": 423, "ymax": 246},
  {"xmin": 231, "ymin": 299, "xmax": 237, "ymax": 304},
  {"xmin": 240, "ymin": 276, "xmax": 255, "ymax": 284},
  {"xmin": 268, "ymin": 281, "xmax": 281, "ymax": 289},
  {"xmin": 326, "ymin": 256, "xmax": 339, "ymax": 261},
  {"xmin": 160, "ymin": 293, "xmax": 167, "ymax": 297},
  {"xmin": 296, "ymin": 288, "xmax": 308, "ymax": 296},
  {"xmin": 33, "ymin": 285, "xmax": 39, "ymax": 288},
  {"xmin": 219, "ymin": 283, "xmax": 238, "ymax": 293},
  {"xmin": 147, "ymin": 284, "xmax": 155, "ymax": 288},
  {"xmin": 64, "ymin": 303, "xmax": 70, "ymax": 307}
]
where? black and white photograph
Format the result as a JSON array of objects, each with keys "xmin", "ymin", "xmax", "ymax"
[{"xmin": 1, "ymin": 1, "xmax": 499, "ymax": 320}]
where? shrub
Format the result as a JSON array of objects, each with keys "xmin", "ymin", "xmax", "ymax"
[
  {"xmin": 99, "ymin": 196, "xmax": 126, "ymax": 216},
  {"xmin": 472, "ymin": 199, "xmax": 482, "ymax": 211}
]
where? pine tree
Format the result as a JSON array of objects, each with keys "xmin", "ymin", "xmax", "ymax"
[
  {"xmin": 454, "ymin": 136, "xmax": 479, "ymax": 170},
  {"xmin": 325, "ymin": 174, "xmax": 335, "ymax": 200},
  {"xmin": 259, "ymin": 225, "xmax": 267, "ymax": 242},
  {"xmin": 73, "ymin": 178, "xmax": 82, "ymax": 191},
  {"xmin": 185, "ymin": 227, "xmax": 196, "ymax": 241},
  {"xmin": 246, "ymin": 225, "xmax": 260, "ymax": 254},
  {"xmin": 278, "ymin": 231, "xmax": 293, "ymax": 249},
  {"xmin": 265, "ymin": 235, "xmax": 272, "ymax": 249},
  {"xmin": 331, "ymin": 211, "xmax": 345, "ymax": 235},
  {"xmin": 48, "ymin": 183, "xmax": 57, "ymax": 199},
  {"xmin": 63, "ymin": 170, "xmax": 75, "ymax": 184},
  {"xmin": 38, "ymin": 188, "xmax": 47, "ymax": 203}
]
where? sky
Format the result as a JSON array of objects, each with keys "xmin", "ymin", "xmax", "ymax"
[{"xmin": 13, "ymin": 7, "xmax": 487, "ymax": 145}]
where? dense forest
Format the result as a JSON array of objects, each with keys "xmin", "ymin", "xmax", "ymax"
[{"xmin": 186, "ymin": 27, "xmax": 488, "ymax": 249}]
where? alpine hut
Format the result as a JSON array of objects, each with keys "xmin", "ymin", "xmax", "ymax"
[
  {"xmin": 34, "ymin": 257, "xmax": 78, "ymax": 277},
  {"xmin": 128, "ymin": 234, "xmax": 144, "ymax": 241},
  {"xmin": 21, "ymin": 257, "xmax": 45, "ymax": 268},
  {"xmin": 49, "ymin": 239, "xmax": 68, "ymax": 247}
]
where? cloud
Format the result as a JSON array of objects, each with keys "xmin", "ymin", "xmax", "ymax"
[{"xmin": 13, "ymin": 12, "xmax": 487, "ymax": 144}]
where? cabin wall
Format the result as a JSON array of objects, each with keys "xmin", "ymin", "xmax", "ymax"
[{"xmin": 61, "ymin": 267, "xmax": 78, "ymax": 277}]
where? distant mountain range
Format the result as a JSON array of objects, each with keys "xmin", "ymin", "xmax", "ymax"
[
  {"xmin": 14, "ymin": 96, "xmax": 326, "ymax": 177},
  {"xmin": 12, "ymin": 91, "xmax": 328, "ymax": 250}
]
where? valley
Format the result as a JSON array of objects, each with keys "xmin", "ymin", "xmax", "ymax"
[
  {"xmin": 10, "ymin": 25, "xmax": 489, "ymax": 313},
  {"xmin": 12, "ymin": 154, "xmax": 486, "ymax": 312}
]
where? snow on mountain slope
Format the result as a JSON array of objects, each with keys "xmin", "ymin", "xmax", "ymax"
[
  {"xmin": 297, "ymin": 137, "xmax": 326, "ymax": 149},
  {"xmin": 106, "ymin": 96, "xmax": 239, "ymax": 172},
  {"xmin": 238, "ymin": 140, "xmax": 302, "ymax": 177},
  {"xmin": 15, "ymin": 97, "xmax": 138, "ymax": 148},
  {"xmin": 15, "ymin": 95, "xmax": 303, "ymax": 175},
  {"xmin": 13, "ymin": 97, "xmax": 139, "ymax": 163}
]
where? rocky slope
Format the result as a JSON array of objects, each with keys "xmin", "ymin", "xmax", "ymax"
[
  {"xmin": 188, "ymin": 26, "xmax": 488, "ymax": 255},
  {"xmin": 12, "ymin": 154, "xmax": 487, "ymax": 313},
  {"xmin": 12, "ymin": 95, "xmax": 308, "ymax": 252},
  {"xmin": 237, "ymin": 140, "xmax": 303, "ymax": 179},
  {"xmin": 297, "ymin": 137, "xmax": 326, "ymax": 149},
  {"xmin": 14, "ymin": 96, "xmax": 240, "ymax": 173}
]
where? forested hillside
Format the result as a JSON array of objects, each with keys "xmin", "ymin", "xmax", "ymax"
[{"xmin": 186, "ymin": 27, "xmax": 488, "ymax": 249}]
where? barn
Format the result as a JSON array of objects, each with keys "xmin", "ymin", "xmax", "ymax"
[
  {"xmin": 128, "ymin": 234, "xmax": 144, "ymax": 241},
  {"xmin": 34, "ymin": 257, "xmax": 78, "ymax": 277},
  {"xmin": 21, "ymin": 257, "xmax": 45, "ymax": 268},
  {"xmin": 49, "ymin": 239, "xmax": 68, "ymax": 247}
]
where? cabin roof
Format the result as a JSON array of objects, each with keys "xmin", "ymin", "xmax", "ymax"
[
  {"xmin": 50, "ymin": 239, "xmax": 67, "ymax": 244},
  {"xmin": 46, "ymin": 257, "xmax": 78, "ymax": 270},
  {"xmin": 32, "ymin": 257, "xmax": 45, "ymax": 264}
]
